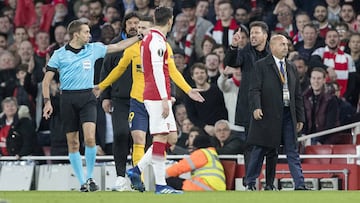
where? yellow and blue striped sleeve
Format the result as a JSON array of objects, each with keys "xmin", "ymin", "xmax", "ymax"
[{"xmin": 98, "ymin": 44, "xmax": 134, "ymax": 90}]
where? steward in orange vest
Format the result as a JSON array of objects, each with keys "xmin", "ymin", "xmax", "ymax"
[{"xmin": 166, "ymin": 134, "xmax": 226, "ymax": 191}]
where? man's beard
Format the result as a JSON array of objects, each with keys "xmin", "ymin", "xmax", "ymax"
[
  {"xmin": 90, "ymin": 13, "xmax": 101, "ymax": 19},
  {"xmin": 316, "ymin": 16, "xmax": 327, "ymax": 23},
  {"xmin": 328, "ymin": 44, "xmax": 338, "ymax": 50},
  {"xmin": 251, "ymin": 41, "xmax": 261, "ymax": 48},
  {"xmin": 127, "ymin": 29, "xmax": 137, "ymax": 37}
]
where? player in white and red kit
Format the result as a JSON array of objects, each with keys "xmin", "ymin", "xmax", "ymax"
[
  {"xmin": 126, "ymin": 7, "xmax": 204, "ymax": 194},
  {"xmin": 141, "ymin": 28, "xmax": 178, "ymax": 134}
]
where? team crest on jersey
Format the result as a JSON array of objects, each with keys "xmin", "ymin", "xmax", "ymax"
[{"xmin": 157, "ymin": 49, "xmax": 164, "ymax": 57}]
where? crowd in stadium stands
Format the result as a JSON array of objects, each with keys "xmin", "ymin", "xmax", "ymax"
[{"xmin": 0, "ymin": 0, "xmax": 359, "ymax": 161}]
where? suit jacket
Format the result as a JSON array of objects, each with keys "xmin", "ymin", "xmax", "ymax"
[
  {"xmin": 247, "ymin": 55, "xmax": 305, "ymax": 148},
  {"xmin": 224, "ymin": 43, "xmax": 270, "ymax": 127}
]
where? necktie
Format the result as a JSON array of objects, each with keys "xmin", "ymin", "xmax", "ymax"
[{"xmin": 279, "ymin": 61, "xmax": 285, "ymax": 83}]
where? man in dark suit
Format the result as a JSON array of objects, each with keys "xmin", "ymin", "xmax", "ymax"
[
  {"xmin": 99, "ymin": 12, "xmax": 140, "ymax": 191},
  {"xmin": 224, "ymin": 21, "xmax": 277, "ymax": 190},
  {"xmin": 246, "ymin": 34, "xmax": 307, "ymax": 191}
]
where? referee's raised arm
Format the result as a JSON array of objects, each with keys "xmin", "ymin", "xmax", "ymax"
[{"xmin": 106, "ymin": 34, "xmax": 142, "ymax": 53}]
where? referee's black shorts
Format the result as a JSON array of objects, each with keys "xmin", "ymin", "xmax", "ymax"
[{"xmin": 60, "ymin": 89, "xmax": 97, "ymax": 133}]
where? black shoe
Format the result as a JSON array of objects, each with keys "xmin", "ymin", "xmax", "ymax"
[
  {"xmin": 294, "ymin": 185, "xmax": 310, "ymax": 190},
  {"xmin": 86, "ymin": 178, "xmax": 99, "ymax": 192},
  {"xmin": 246, "ymin": 185, "xmax": 256, "ymax": 191},
  {"xmin": 264, "ymin": 185, "xmax": 277, "ymax": 191},
  {"xmin": 80, "ymin": 184, "xmax": 88, "ymax": 192}
]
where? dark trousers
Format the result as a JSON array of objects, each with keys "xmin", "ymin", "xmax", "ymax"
[
  {"xmin": 104, "ymin": 143, "xmax": 113, "ymax": 155},
  {"xmin": 245, "ymin": 145, "xmax": 278, "ymax": 187},
  {"xmin": 244, "ymin": 127, "xmax": 278, "ymax": 187},
  {"xmin": 282, "ymin": 107, "xmax": 304, "ymax": 188},
  {"xmin": 111, "ymin": 98, "xmax": 132, "ymax": 177}
]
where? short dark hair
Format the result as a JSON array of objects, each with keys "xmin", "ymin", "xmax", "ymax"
[
  {"xmin": 182, "ymin": 0, "xmax": 196, "ymax": 9},
  {"xmin": 189, "ymin": 126, "xmax": 203, "ymax": 135},
  {"xmin": 350, "ymin": 33, "xmax": 360, "ymax": 41},
  {"xmin": 89, "ymin": 0, "xmax": 104, "ymax": 8},
  {"xmin": 190, "ymin": 62, "xmax": 207, "ymax": 76},
  {"xmin": 303, "ymin": 23, "xmax": 318, "ymax": 32},
  {"xmin": 326, "ymin": 28, "xmax": 339, "ymax": 37},
  {"xmin": 34, "ymin": 0, "xmax": 45, "ymax": 4},
  {"xmin": 193, "ymin": 134, "xmax": 213, "ymax": 149},
  {"xmin": 122, "ymin": 12, "xmax": 140, "ymax": 31},
  {"xmin": 201, "ymin": 36, "xmax": 217, "ymax": 49},
  {"xmin": 335, "ymin": 22, "xmax": 349, "ymax": 31},
  {"xmin": 154, "ymin": 7, "xmax": 173, "ymax": 26},
  {"xmin": 67, "ymin": 19, "xmax": 88, "ymax": 38},
  {"xmin": 341, "ymin": 2, "xmax": 354, "ymax": 10},
  {"xmin": 291, "ymin": 54, "xmax": 308, "ymax": 66},
  {"xmin": 105, "ymin": 3, "xmax": 120, "ymax": 12},
  {"xmin": 14, "ymin": 26, "xmax": 26, "ymax": 34},
  {"xmin": 205, "ymin": 52, "xmax": 220, "ymax": 62},
  {"xmin": 314, "ymin": 3, "xmax": 327, "ymax": 10},
  {"xmin": 111, "ymin": 17, "xmax": 122, "ymax": 24},
  {"xmin": 295, "ymin": 11, "xmax": 310, "ymax": 19},
  {"xmin": 173, "ymin": 48, "xmax": 185, "ymax": 56},
  {"xmin": 218, "ymin": 0, "xmax": 233, "ymax": 8},
  {"xmin": 0, "ymin": 32, "xmax": 8, "ymax": 40},
  {"xmin": 249, "ymin": 21, "xmax": 269, "ymax": 34},
  {"xmin": 139, "ymin": 15, "xmax": 153, "ymax": 24},
  {"xmin": 0, "ymin": 14, "xmax": 10, "ymax": 21},
  {"xmin": 311, "ymin": 67, "xmax": 327, "ymax": 78},
  {"xmin": 196, "ymin": 0, "xmax": 209, "ymax": 6},
  {"xmin": 236, "ymin": 5, "xmax": 251, "ymax": 13},
  {"xmin": 212, "ymin": 44, "xmax": 225, "ymax": 51},
  {"xmin": 291, "ymin": 54, "xmax": 305, "ymax": 62},
  {"xmin": 16, "ymin": 64, "xmax": 29, "ymax": 73},
  {"xmin": 1, "ymin": 6, "xmax": 13, "ymax": 15}
]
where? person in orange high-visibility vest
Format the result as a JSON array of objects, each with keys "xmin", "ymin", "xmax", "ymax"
[{"xmin": 166, "ymin": 134, "xmax": 226, "ymax": 191}]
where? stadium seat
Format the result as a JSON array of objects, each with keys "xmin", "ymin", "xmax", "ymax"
[
  {"xmin": 356, "ymin": 134, "xmax": 360, "ymax": 145},
  {"xmin": 220, "ymin": 160, "xmax": 236, "ymax": 190},
  {"xmin": 331, "ymin": 144, "xmax": 357, "ymax": 164},
  {"xmin": 303, "ymin": 145, "xmax": 332, "ymax": 164},
  {"xmin": 323, "ymin": 132, "xmax": 353, "ymax": 145}
]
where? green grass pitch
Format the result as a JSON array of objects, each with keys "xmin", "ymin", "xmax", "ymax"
[{"xmin": 1, "ymin": 191, "xmax": 360, "ymax": 203}]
